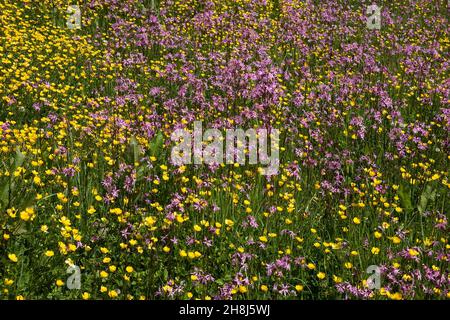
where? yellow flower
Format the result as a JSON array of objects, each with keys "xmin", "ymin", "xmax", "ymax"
[
  {"xmin": 307, "ymin": 263, "xmax": 316, "ymax": 270},
  {"xmin": 260, "ymin": 285, "xmax": 268, "ymax": 292},
  {"xmin": 163, "ymin": 246, "xmax": 170, "ymax": 253},
  {"xmin": 259, "ymin": 236, "xmax": 268, "ymax": 243},
  {"xmin": 8, "ymin": 253, "xmax": 18, "ymax": 263},
  {"xmin": 33, "ymin": 176, "xmax": 41, "ymax": 185},
  {"xmin": 110, "ymin": 208, "xmax": 122, "ymax": 215},
  {"xmin": 108, "ymin": 290, "xmax": 118, "ymax": 298},
  {"xmin": 295, "ymin": 285, "xmax": 304, "ymax": 292},
  {"xmin": 353, "ymin": 217, "xmax": 361, "ymax": 224},
  {"xmin": 126, "ymin": 266, "xmax": 134, "ymax": 273},
  {"xmin": 144, "ymin": 216, "xmax": 156, "ymax": 226},
  {"xmin": 431, "ymin": 173, "xmax": 440, "ymax": 180},
  {"xmin": 317, "ymin": 272, "xmax": 326, "ymax": 280},
  {"xmin": 333, "ymin": 275, "xmax": 343, "ymax": 283},
  {"xmin": 45, "ymin": 250, "xmax": 54, "ymax": 257},
  {"xmin": 371, "ymin": 247, "xmax": 380, "ymax": 255},
  {"xmin": 20, "ymin": 208, "xmax": 35, "ymax": 221},
  {"xmin": 344, "ymin": 262, "xmax": 353, "ymax": 269},
  {"xmin": 56, "ymin": 279, "xmax": 64, "ymax": 287},
  {"xmin": 388, "ymin": 292, "xmax": 403, "ymax": 300},
  {"xmin": 19, "ymin": 209, "xmax": 31, "ymax": 221},
  {"xmin": 100, "ymin": 271, "xmax": 109, "ymax": 278},
  {"xmin": 238, "ymin": 285, "xmax": 247, "ymax": 293},
  {"xmin": 162, "ymin": 285, "xmax": 172, "ymax": 293},
  {"xmin": 7, "ymin": 208, "xmax": 16, "ymax": 218},
  {"xmin": 100, "ymin": 247, "xmax": 109, "ymax": 254},
  {"xmin": 190, "ymin": 275, "xmax": 198, "ymax": 281},
  {"xmin": 82, "ymin": 292, "xmax": 90, "ymax": 300},
  {"xmin": 391, "ymin": 236, "xmax": 401, "ymax": 244}
]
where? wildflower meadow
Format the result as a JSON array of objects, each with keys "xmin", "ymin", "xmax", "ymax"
[{"xmin": 0, "ymin": 0, "xmax": 448, "ymax": 300}]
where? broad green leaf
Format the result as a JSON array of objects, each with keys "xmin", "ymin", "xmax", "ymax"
[
  {"xmin": 418, "ymin": 185, "xmax": 436, "ymax": 214},
  {"xmin": 128, "ymin": 136, "xmax": 141, "ymax": 164},
  {"xmin": 149, "ymin": 131, "xmax": 164, "ymax": 157},
  {"xmin": 14, "ymin": 147, "xmax": 26, "ymax": 169},
  {"xmin": 0, "ymin": 180, "xmax": 9, "ymax": 207},
  {"xmin": 398, "ymin": 184, "xmax": 412, "ymax": 211}
]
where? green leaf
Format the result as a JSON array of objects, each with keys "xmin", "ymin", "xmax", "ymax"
[
  {"xmin": 0, "ymin": 147, "xmax": 25, "ymax": 208},
  {"xmin": 0, "ymin": 180, "xmax": 9, "ymax": 208},
  {"xmin": 13, "ymin": 221, "xmax": 28, "ymax": 236},
  {"xmin": 398, "ymin": 184, "xmax": 412, "ymax": 211},
  {"xmin": 136, "ymin": 165, "xmax": 146, "ymax": 182},
  {"xmin": 418, "ymin": 185, "xmax": 436, "ymax": 214},
  {"xmin": 14, "ymin": 146, "xmax": 26, "ymax": 169},
  {"xmin": 17, "ymin": 270, "xmax": 31, "ymax": 291},
  {"xmin": 149, "ymin": 131, "xmax": 164, "ymax": 157},
  {"xmin": 128, "ymin": 136, "xmax": 141, "ymax": 164}
]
